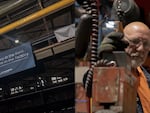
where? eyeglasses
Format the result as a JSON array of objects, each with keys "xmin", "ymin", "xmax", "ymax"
[{"xmin": 124, "ymin": 35, "xmax": 150, "ymax": 49}]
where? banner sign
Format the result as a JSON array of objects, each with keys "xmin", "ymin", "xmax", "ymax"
[{"xmin": 0, "ymin": 42, "xmax": 36, "ymax": 78}]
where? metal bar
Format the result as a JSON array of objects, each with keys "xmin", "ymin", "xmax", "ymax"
[
  {"xmin": 0, "ymin": 0, "xmax": 30, "ymax": 17},
  {"xmin": 38, "ymin": 0, "xmax": 50, "ymax": 34},
  {"xmin": 0, "ymin": 0, "xmax": 74, "ymax": 35}
]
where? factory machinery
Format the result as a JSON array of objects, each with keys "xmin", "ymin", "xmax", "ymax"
[
  {"xmin": 0, "ymin": 37, "xmax": 75, "ymax": 113},
  {"xmin": 75, "ymin": 0, "xmax": 140, "ymax": 113},
  {"xmin": 0, "ymin": 0, "xmax": 75, "ymax": 113},
  {"xmin": 75, "ymin": 52, "xmax": 137, "ymax": 113}
]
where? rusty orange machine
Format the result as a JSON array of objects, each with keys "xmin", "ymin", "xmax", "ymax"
[
  {"xmin": 92, "ymin": 67, "xmax": 137, "ymax": 113},
  {"xmin": 75, "ymin": 0, "xmax": 139, "ymax": 112},
  {"xmin": 75, "ymin": 52, "xmax": 138, "ymax": 113}
]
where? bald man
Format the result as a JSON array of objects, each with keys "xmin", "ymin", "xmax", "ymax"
[
  {"xmin": 122, "ymin": 22, "xmax": 150, "ymax": 113},
  {"xmin": 123, "ymin": 22, "xmax": 150, "ymax": 68},
  {"xmin": 98, "ymin": 22, "xmax": 150, "ymax": 113}
]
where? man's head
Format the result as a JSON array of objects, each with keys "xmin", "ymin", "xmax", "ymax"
[{"xmin": 123, "ymin": 22, "xmax": 150, "ymax": 68}]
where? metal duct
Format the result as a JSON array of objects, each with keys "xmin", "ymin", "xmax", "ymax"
[
  {"xmin": 0, "ymin": 0, "xmax": 30, "ymax": 17},
  {"xmin": 0, "ymin": 0, "xmax": 74, "ymax": 35}
]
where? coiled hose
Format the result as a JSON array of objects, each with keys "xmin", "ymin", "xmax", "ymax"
[{"xmin": 81, "ymin": 0, "xmax": 99, "ymax": 98}]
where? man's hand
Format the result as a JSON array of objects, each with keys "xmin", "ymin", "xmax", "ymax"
[{"xmin": 98, "ymin": 31, "xmax": 129, "ymax": 58}]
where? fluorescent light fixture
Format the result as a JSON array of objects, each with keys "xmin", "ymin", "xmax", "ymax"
[{"xmin": 15, "ymin": 39, "xmax": 19, "ymax": 43}]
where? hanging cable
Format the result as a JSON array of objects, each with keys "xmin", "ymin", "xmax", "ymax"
[{"xmin": 76, "ymin": 0, "xmax": 99, "ymax": 112}]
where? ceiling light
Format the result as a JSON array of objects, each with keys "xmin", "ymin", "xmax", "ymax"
[{"xmin": 15, "ymin": 39, "xmax": 19, "ymax": 43}]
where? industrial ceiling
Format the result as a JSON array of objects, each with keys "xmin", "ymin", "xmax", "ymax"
[{"xmin": 0, "ymin": 0, "xmax": 74, "ymax": 51}]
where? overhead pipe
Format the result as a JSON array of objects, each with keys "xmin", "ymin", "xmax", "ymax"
[
  {"xmin": 0, "ymin": 0, "xmax": 75, "ymax": 35},
  {"xmin": 0, "ymin": 0, "xmax": 30, "ymax": 17}
]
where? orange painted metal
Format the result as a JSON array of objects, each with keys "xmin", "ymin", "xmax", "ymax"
[{"xmin": 92, "ymin": 67, "xmax": 137, "ymax": 113}]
